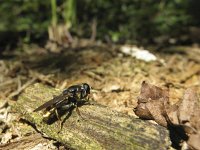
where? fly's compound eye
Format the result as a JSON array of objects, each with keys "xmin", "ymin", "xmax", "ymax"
[
  {"xmin": 81, "ymin": 90, "xmax": 87, "ymax": 99},
  {"xmin": 82, "ymin": 83, "xmax": 90, "ymax": 94},
  {"xmin": 79, "ymin": 83, "xmax": 90, "ymax": 99}
]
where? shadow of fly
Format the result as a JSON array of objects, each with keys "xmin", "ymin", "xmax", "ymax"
[{"xmin": 33, "ymin": 83, "xmax": 90, "ymax": 130}]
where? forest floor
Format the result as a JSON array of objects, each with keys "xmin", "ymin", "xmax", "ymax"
[{"xmin": 0, "ymin": 41, "xmax": 199, "ymax": 149}]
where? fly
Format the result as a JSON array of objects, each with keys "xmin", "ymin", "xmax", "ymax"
[{"xmin": 33, "ymin": 83, "xmax": 90, "ymax": 129}]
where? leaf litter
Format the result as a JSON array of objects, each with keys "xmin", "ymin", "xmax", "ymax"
[{"xmin": 134, "ymin": 81, "xmax": 200, "ymax": 149}]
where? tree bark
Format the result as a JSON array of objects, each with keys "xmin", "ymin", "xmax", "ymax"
[{"xmin": 13, "ymin": 83, "xmax": 172, "ymax": 150}]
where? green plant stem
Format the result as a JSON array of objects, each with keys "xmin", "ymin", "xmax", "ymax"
[{"xmin": 51, "ymin": 0, "xmax": 57, "ymax": 26}]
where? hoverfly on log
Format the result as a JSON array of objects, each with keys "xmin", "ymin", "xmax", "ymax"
[{"xmin": 33, "ymin": 83, "xmax": 90, "ymax": 128}]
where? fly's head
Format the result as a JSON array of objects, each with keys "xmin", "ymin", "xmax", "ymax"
[
  {"xmin": 80, "ymin": 83, "xmax": 90, "ymax": 99},
  {"xmin": 62, "ymin": 83, "xmax": 90, "ymax": 103}
]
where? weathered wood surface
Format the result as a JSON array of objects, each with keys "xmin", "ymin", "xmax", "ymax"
[
  {"xmin": 13, "ymin": 83, "xmax": 172, "ymax": 150},
  {"xmin": 0, "ymin": 133, "xmax": 52, "ymax": 150}
]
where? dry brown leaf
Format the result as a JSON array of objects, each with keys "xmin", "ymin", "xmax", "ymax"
[
  {"xmin": 134, "ymin": 103, "xmax": 152, "ymax": 120},
  {"xmin": 137, "ymin": 81, "xmax": 169, "ymax": 103},
  {"xmin": 178, "ymin": 88, "xmax": 200, "ymax": 150},
  {"xmin": 178, "ymin": 88, "xmax": 198, "ymax": 125},
  {"xmin": 134, "ymin": 81, "xmax": 200, "ymax": 150},
  {"xmin": 145, "ymin": 100, "xmax": 168, "ymax": 126},
  {"xmin": 188, "ymin": 134, "xmax": 200, "ymax": 150},
  {"xmin": 134, "ymin": 81, "xmax": 169, "ymax": 126}
]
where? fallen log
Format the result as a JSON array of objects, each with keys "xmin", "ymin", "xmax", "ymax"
[{"xmin": 13, "ymin": 83, "xmax": 172, "ymax": 150}]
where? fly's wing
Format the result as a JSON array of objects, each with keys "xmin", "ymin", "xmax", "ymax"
[{"xmin": 33, "ymin": 94, "xmax": 67, "ymax": 112}]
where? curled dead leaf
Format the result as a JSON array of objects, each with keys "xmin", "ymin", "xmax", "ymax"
[
  {"xmin": 137, "ymin": 81, "xmax": 169, "ymax": 103},
  {"xmin": 134, "ymin": 81, "xmax": 200, "ymax": 150},
  {"xmin": 134, "ymin": 103, "xmax": 152, "ymax": 120},
  {"xmin": 134, "ymin": 81, "xmax": 170, "ymax": 126},
  {"xmin": 178, "ymin": 88, "xmax": 197, "ymax": 124}
]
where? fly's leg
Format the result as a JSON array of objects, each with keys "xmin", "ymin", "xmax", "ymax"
[
  {"xmin": 55, "ymin": 108, "xmax": 62, "ymax": 131},
  {"xmin": 76, "ymin": 105, "xmax": 82, "ymax": 118},
  {"xmin": 59, "ymin": 103, "xmax": 74, "ymax": 132},
  {"xmin": 84, "ymin": 96, "xmax": 96, "ymax": 105},
  {"xmin": 75, "ymin": 104, "xmax": 85, "ymax": 122},
  {"xmin": 84, "ymin": 94, "xmax": 97, "ymax": 105}
]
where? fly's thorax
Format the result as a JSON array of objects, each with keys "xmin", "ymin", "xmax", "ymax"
[{"xmin": 67, "ymin": 85, "xmax": 79, "ymax": 93}]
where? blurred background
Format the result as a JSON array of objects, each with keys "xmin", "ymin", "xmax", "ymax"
[{"xmin": 1, "ymin": 0, "xmax": 200, "ymax": 50}]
